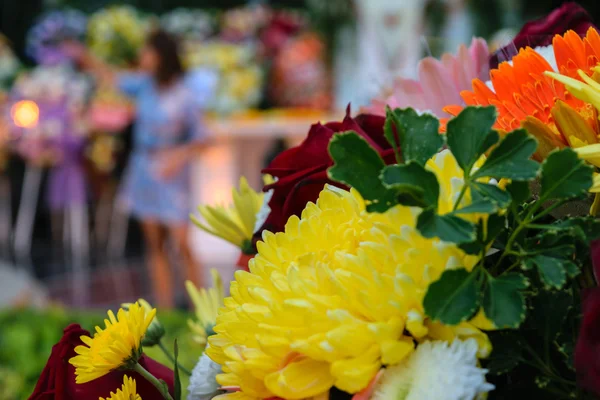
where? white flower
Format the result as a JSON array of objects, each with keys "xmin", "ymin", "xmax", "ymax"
[
  {"xmin": 372, "ymin": 339, "xmax": 494, "ymax": 400},
  {"xmin": 187, "ymin": 349, "xmax": 223, "ymax": 400},
  {"xmin": 252, "ymin": 188, "xmax": 274, "ymax": 234}
]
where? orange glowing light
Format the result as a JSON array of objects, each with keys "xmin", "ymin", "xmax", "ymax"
[{"xmin": 11, "ymin": 100, "xmax": 40, "ymax": 128}]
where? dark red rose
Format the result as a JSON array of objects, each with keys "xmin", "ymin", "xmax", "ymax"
[
  {"xmin": 252, "ymin": 108, "xmax": 396, "ymax": 244},
  {"xmin": 490, "ymin": 2, "xmax": 596, "ymax": 68},
  {"xmin": 29, "ymin": 324, "xmax": 174, "ymax": 400},
  {"xmin": 575, "ymin": 287, "xmax": 600, "ymax": 396},
  {"xmin": 574, "ymin": 240, "xmax": 600, "ymax": 395}
]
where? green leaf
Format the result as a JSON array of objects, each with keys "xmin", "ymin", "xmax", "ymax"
[
  {"xmin": 454, "ymin": 200, "xmax": 498, "ymax": 215},
  {"xmin": 530, "ymin": 289, "xmax": 573, "ymax": 345},
  {"xmin": 507, "ymin": 181, "xmax": 531, "ymax": 204},
  {"xmin": 446, "ymin": 106, "xmax": 498, "ymax": 172},
  {"xmin": 381, "ymin": 163, "xmax": 439, "ymax": 208},
  {"xmin": 471, "ymin": 182, "xmax": 512, "ymax": 208},
  {"xmin": 487, "ymin": 332, "xmax": 524, "ymax": 375},
  {"xmin": 174, "ymin": 339, "xmax": 181, "ymax": 400},
  {"xmin": 328, "ymin": 132, "xmax": 396, "ymax": 212},
  {"xmin": 540, "ymin": 148, "xmax": 594, "ymax": 201},
  {"xmin": 553, "ymin": 217, "xmax": 600, "ymax": 242},
  {"xmin": 529, "ymin": 255, "xmax": 567, "ymax": 289},
  {"xmin": 423, "ymin": 268, "xmax": 480, "ymax": 325},
  {"xmin": 563, "ymin": 261, "xmax": 580, "ymax": 278},
  {"xmin": 386, "ymin": 107, "xmax": 444, "ymax": 165},
  {"xmin": 417, "ymin": 208, "xmax": 477, "ymax": 243},
  {"xmin": 483, "ymin": 273, "xmax": 528, "ymax": 328},
  {"xmin": 472, "ymin": 129, "xmax": 539, "ymax": 181}
]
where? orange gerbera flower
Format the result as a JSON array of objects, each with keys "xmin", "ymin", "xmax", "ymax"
[{"xmin": 445, "ymin": 28, "xmax": 600, "ymax": 161}]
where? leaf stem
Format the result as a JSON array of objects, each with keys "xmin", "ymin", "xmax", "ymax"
[
  {"xmin": 158, "ymin": 340, "xmax": 192, "ymax": 376},
  {"xmin": 133, "ymin": 362, "xmax": 174, "ymax": 400},
  {"xmin": 453, "ymin": 182, "xmax": 469, "ymax": 212}
]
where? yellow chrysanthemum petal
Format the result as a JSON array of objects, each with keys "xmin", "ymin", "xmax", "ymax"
[
  {"xmin": 186, "ymin": 269, "xmax": 225, "ymax": 345},
  {"xmin": 99, "ymin": 375, "xmax": 142, "ymax": 400},
  {"xmin": 193, "ymin": 177, "xmax": 266, "ymax": 249}
]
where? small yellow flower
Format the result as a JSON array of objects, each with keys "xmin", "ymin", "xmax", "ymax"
[
  {"xmin": 122, "ymin": 299, "xmax": 164, "ymax": 347},
  {"xmin": 186, "ymin": 269, "xmax": 225, "ymax": 346},
  {"xmin": 69, "ymin": 302, "xmax": 156, "ymax": 383},
  {"xmin": 191, "ymin": 176, "xmax": 266, "ymax": 253},
  {"xmin": 100, "ymin": 375, "xmax": 141, "ymax": 400}
]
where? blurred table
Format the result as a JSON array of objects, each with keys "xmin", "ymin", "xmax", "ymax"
[{"xmin": 191, "ymin": 109, "xmax": 340, "ymax": 284}]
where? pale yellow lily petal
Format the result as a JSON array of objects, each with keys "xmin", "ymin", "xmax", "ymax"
[{"xmin": 574, "ymin": 144, "xmax": 600, "ymax": 168}]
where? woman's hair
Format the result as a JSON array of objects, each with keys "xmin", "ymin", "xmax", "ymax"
[{"xmin": 146, "ymin": 29, "xmax": 184, "ymax": 84}]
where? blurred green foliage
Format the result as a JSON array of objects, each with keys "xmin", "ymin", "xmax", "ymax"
[{"xmin": 0, "ymin": 307, "xmax": 201, "ymax": 400}]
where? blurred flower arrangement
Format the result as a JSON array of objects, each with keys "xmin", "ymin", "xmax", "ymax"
[
  {"xmin": 187, "ymin": 41, "xmax": 263, "ymax": 114},
  {"xmin": 0, "ymin": 35, "xmax": 20, "ymax": 92},
  {"xmin": 161, "ymin": 8, "xmax": 215, "ymax": 42},
  {"xmin": 87, "ymin": 5, "xmax": 148, "ymax": 67},
  {"xmin": 26, "ymin": 8, "xmax": 87, "ymax": 65},
  {"xmin": 9, "ymin": 65, "xmax": 91, "ymax": 167}
]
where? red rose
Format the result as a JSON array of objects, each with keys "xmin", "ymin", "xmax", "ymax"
[
  {"xmin": 574, "ymin": 240, "xmax": 600, "ymax": 395},
  {"xmin": 253, "ymin": 109, "xmax": 396, "ymax": 241},
  {"xmin": 490, "ymin": 2, "xmax": 596, "ymax": 68},
  {"xmin": 29, "ymin": 324, "xmax": 174, "ymax": 400}
]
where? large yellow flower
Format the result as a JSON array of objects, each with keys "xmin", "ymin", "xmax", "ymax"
[
  {"xmin": 186, "ymin": 269, "xmax": 225, "ymax": 346},
  {"xmin": 100, "ymin": 375, "xmax": 141, "ymax": 400},
  {"xmin": 207, "ymin": 151, "xmax": 492, "ymax": 400},
  {"xmin": 69, "ymin": 303, "xmax": 156, "ymax": 383},
  {"xmin": 192, "ymin": 176, "xmax": 271, "ymax": 253}
]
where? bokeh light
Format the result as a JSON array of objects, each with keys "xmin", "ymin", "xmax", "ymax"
[{"xmin": 11, "ymin": 100, "xmax": 40, "ymax": 128}]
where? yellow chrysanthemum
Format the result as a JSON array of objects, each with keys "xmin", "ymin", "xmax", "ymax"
[
  {"xmin": 100, "ymin": 375, "xmax": 141, "ymax": 400},
  {"xmin": 207, "ymin": 151, "xmax": 492, "ymax": 400},
  {"xmin": 192, "ymin": 176, "xmax": 271, "ymax": 253},
  {"xmin": 69, "ymin": 302, "xmax": 156, "ymax": 384},
  {"xmin": 186, "ymin": 269, "xmax": 225, "ymax": 346}
]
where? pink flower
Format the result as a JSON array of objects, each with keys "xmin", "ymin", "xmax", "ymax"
[{"xmin": 363, "ymin": 38, "xmax": 489, "ymax": 118}]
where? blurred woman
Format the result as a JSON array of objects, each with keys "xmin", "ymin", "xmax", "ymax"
[{"xmin": 69, "ymin": 30, "xmax": 215, "ymax": 307}]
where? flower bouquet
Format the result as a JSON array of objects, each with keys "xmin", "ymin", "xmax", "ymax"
[
  {"xmin": 87, "ymin": 6, "xmax": 149, "ymax": 67},
  {"xmin": 25, "ymin": 8, "xmax": 87, "ymax": 65},
  {"xmin": 186, "ymin": 41, "xmax": 263, "ymax": 114},
  {"xmin": 161, "ymin": 8, "xmax": 215, "ymax": 42},
  {"xmin": 29, "ymin": 4, "xmax": 600, "ymax": 400}
]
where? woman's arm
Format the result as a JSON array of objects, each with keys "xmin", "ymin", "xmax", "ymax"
[{"xmin": 63, "ymin": 41, "xmax": 117, "ymax": 86}]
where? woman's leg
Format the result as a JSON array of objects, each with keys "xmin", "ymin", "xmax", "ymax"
[
  {"xmin": 141, "ymin": 220, "xmax": 174, "ymax": 308},
  {"xmin": 168, "ymin": 223, "xmax": 203, "ymax": 289}
]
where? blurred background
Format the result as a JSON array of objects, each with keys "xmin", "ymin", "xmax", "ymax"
[{"xmin": 0, "ymin": 0, "xmax": 598, "ymax": 398}]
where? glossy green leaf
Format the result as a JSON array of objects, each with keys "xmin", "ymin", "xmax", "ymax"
[
  {"xmin": 472, "ymin": 129, "xmax": 539, "ymax": 181},
  {"xmin": 386, "ymin": 107, "xmax": 444, "ymax": 166},
  {"xmin": 417, "ymin": 208, "xmax": 477, "ymax": 243},
  {"xmin": 529, "ymin": 255, "xmax": 567, "ymax": 289},
  {"xmin": 446, "ymin": 106, "xmax": 499, "ymax": 172},
  {"xmin": 540, "ymin": 148, "xmax": 594, "ymax": 201},
  {"xmin": 328, "ymin": 131, "xmax": 396, "ymax": 212},
  {"xmin": 423, "ymin": 268, "xmax": 480, "ymax": 325},
  {"xmin": 483, "ymin": 273, "xmax": 528, "ymax": 329},
  {"xmin": 381, "ymin": 162, "xmax": 439, "ymax": 208},
  {"xmin": 471, "ymin": 182, "xmax": 512, "ymax": 208}
]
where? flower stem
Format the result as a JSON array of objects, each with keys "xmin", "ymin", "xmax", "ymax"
[
  {"xmin": 158, "ymin": 340, "xmax": 192, "ymax": 376},
  {"xmin": 133, "ymin": 362, "xmax": 174, "ymax": 400}
]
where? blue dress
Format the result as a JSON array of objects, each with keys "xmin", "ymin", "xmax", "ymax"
[{"xmin": 117, "ymin": 70, "xmax": 217, "ymax": 223}]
